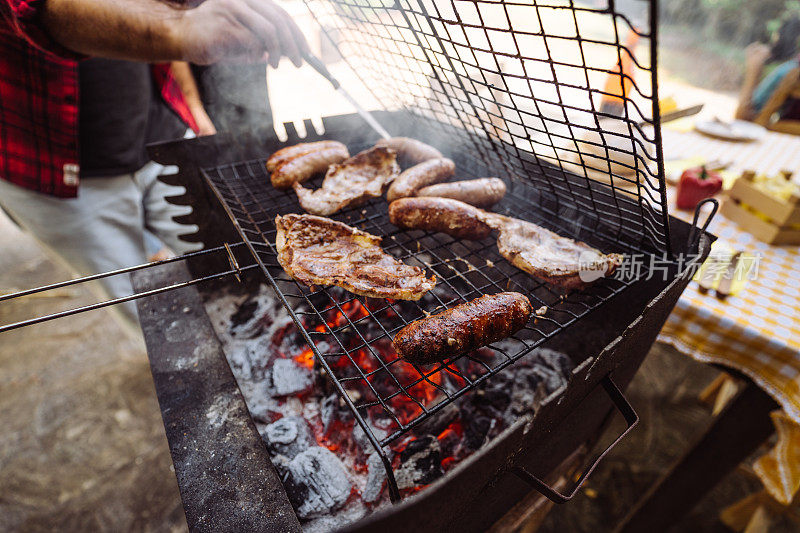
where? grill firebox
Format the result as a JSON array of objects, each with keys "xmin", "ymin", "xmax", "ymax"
[
  {"xmin": 197, "ymin": 110, "xmax": 682, "ymax": 501},
  {"xmin": 134, "ymin": 113, "xmax": 713, "ymax": 529},
  {"xmin": 0, "ymin": 0, "xmax": 717, "ymax": 528}
]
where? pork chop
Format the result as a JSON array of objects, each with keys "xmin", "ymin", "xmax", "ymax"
[
  {"xmin": 275, "ymin": 214, "xmax": 436, "ymax": 300},
  {"xmin": 293, "ymin": 147, "xmax": 399, "ymax": 215}
]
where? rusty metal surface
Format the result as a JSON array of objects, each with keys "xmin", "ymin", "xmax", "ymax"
[{"xmin": 132, "ymin": 262, "xmax": 301, "ymax": 533}]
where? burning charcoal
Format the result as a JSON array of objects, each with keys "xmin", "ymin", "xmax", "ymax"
[
  {"xmin": 283, "ymin": 447, "xmax": 353, "ymax": 519},
  {"xmin": 226, "ymin": 337, "xmax": 274, "ymax": 381},
  {"xmin": 503, "ymin": 349, "xmax": 573, "ymax": 421},
  {"xmin": 320, "ymin": 393, "xmax": 355, "ymax": 440},
  {"xmin": 457, "ymin": 380, "xmax": 510, "ymax": 450},
  {"xmin": 320, "ymin": 393, "xmax": 339, "ymax": 434},
  {"xmin": 530, "ymin": 348, "xmax": 574, "ymax": 385},
  {"xmin": 261, "ymin": 416, "xmax": 313, "ymax": 459},
  {"xmin": 230, "ymin": 298, "xmax": 259, "ymax": 329},
  {"xmin": 460, "ymin": 410, "xmax": 496, "ymax": 451},
  {"xmin": 362, "ymin": 452, "xmax": 389, "ymax": 503},
  {"xmin": 229, "ymin": 293, "xmax": 285, "ymax": 340},
  {"xmin": 516, "ymin": 349, "xmax": 572, "ymax": 396},
  {"xmin": 436, "ymin": 426, "xmax": 461, "ymax": 460},
  {"xmin": 352, "ymin": 422, "xmax": 388, "ymax": 454},
  {"xmin": 269, "ymin": 358, "xmax": 314, "ymax": 396},
  {"xmin": 395, "ymin": 435, "xmax": 444, "ymax": 490},
  {"xmin": 505, "ymin": 374, "xmax": 550, "ymax": 422},
  {"xmin": 415, "ymin": 402, "xmax": 459, "ymax": 436}
]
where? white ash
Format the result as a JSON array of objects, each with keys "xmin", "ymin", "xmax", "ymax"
[
  {"xmin": 203, "ymin": 286, "xmax": 295, "ymax": 382},
  {"xmin": 204, "ymin": 395, "xmax": 238, "ymax": 428},
  {"xmin": 262, "ymin": 416, "xmax": 314, "ymax": 459},
  {"xmin": 363, "ymin": 453, "xmax": 389, "ymax": 503},
  {"xmin": 269, "ymin": 358, "xmax": 313, "ymax": 396},
  {"xmin": 236, "ymin": 381, "xmax": 282, "ymax": 424},
  {"xmin": 271, "ymin": 453, "xmax": 291, "ymax": 471},
  {"xmin": 283, "ymin": 447, "xmax": 353, "ymax": 519},
  {"xmin": 203, "ymin": 285, "xmax": 576, "ymax": 530},
  {"xmin": 205, "ymin": 287, "xmax": 373, "ymax": 530},
  {"xmin": 395, "ymin": 435, "xmax": 443, "ymax": 490},
  {"xmin": 302, "ymin": 503, "xmax": 369, "ymax": 533}
]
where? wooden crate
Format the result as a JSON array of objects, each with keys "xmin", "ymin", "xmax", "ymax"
[{"xmin": 721, "ymin": 171, "xmax": 800, "ymax": 245}]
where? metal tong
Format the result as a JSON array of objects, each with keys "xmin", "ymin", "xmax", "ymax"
[{"xmin": 301, "ymin": 51, "xmax": 391, "ymax": 140}]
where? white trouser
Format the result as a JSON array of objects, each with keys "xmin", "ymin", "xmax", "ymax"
[{"xmin": 0, "ymin": 161, "xmax": 202, "ymax": 333}]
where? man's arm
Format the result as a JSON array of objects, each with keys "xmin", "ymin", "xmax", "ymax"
[
  {"xmin": 40, "ymin": 0, "xmax": 308, "ymax": 66},
  {"xmin": 170, "ymin": 61, "xmax": 217, "ymax": 136},
  {"xmin": 735, "ymin": 43, "xmax": 770, "ymax": 121}
]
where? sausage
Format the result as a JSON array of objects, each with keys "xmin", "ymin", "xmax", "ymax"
[
  {"xmin": 388, "ymin": 196, "xmax": 494, "ymax": 240},
  {"xmin": 270, "ymin": 146, "xmax": 349, "ymax": 189},
  {"xmin": 375, "ymin": 137, "xmax": 442, "ymax": 166},
  {"xmin": 386, "ymin": 158, "xmax": 455, "ymax": 202},
  {"xmin": 393, "ymin": 292, "xmax": 533, "ymax": 365},
  {"xmin": 417, "ymin": 178, "xmax": 506, "ymax": 208},
  {"xmin": 267, "ymin": 140, "xmax": 347, "ymax": 172}
]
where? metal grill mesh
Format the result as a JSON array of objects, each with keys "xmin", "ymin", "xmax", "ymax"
[
  {"xmin": 305, "ymin": 0, "xmax": 670, "ymax": 254},
  {"xmin": 202, "ymin": 149, "xmax": 647, "ymax": 447},
  {"xmin": 202, "ymin": 0, "xmax": 671, "ymax": 499}
]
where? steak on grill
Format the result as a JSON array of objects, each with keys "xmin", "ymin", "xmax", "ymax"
[
  {"xmin": 486, "ymin": 214, "xmax": 624, "ymax": 290},
  {"xmin": 293, "ymin": 147, "xmax": 400, "ymax": 216},
  {"xmin": 275, "ymin": 213, "xmax": 436, "ymax": 300}
]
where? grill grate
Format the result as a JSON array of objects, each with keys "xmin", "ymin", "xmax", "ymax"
[
  {"xmin": 202, "ymin": 147, "xmax": 649, "ymax": 452},
  {"xmin": 305, "ymin": 0, "xmax": 671, "ymax": 256},
  {"xmin": 203, "ymin": 0, "xmax": 670, "ymax": 502}
]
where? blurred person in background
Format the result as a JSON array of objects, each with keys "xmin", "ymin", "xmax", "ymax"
[
  {"xmin": 0, "ymin": 0, "xmax": 308, "ymax": 333},
  {"xmin": 736, "ymin": 15, "xmax": 800, "ymax": 122}
]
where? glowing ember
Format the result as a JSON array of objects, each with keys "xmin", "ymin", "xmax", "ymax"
[
  {"xmin": 207, "ymin": 285, "xmax": 574, "ymax": 528},
  {"xmin": 294, "ymin": 348, "xmax": 315, "ymax": 369}
]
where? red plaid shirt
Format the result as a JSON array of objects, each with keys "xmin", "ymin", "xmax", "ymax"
[{"xmin": 0, "ymin": 0, "xmax": 198, "ymax": 198}]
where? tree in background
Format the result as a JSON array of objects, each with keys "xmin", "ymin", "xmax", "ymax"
[{"xmin": 661, "ymin": 0, "xmax": 793, "ymax": 47}]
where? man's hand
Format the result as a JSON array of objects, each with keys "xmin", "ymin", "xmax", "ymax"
[
  {"xmin": 43, "ymin": 0, "xmax": 309, "ymax": 67},
  {"xmin": 172, "ymin": 0, "xmax": 310, "ymax": 67}
]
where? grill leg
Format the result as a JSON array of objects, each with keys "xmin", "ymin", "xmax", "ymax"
[{"xmin": 614, "ymin": 379, "xmax": 777, "ymax": 533}]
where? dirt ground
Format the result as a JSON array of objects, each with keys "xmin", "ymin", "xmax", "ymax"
[
  {"xmin": 0, "ymin": 209, "xmax": 791, "ymax": 533},
  {"xmin": 0, "ymin": 213, "xmax": 187, "ymax": 532}
]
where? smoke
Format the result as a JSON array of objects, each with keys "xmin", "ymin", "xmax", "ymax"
[{"xmin": 191, "ymin": 62, "xmax": 276, "ymax": 138}]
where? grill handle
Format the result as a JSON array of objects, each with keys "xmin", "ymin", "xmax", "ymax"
[
  {"xmin": 511, "ymin": 375, "xmax": 638, "ymax": 504},
  {"xmin": 688, "ymin": 198, "xmax": 719, "ymax": 251}
]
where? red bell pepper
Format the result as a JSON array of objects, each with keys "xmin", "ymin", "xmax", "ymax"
[{"xmin": 676, "ymin": 166, "xmax": 723, "ymax": 210}]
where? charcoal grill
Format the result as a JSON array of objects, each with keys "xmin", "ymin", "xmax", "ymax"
[
  {"xmin": 1, "ymin": 0, "xmax": 718, "ymax": 529},
  {"xmin": 192, "ymin": 0, "xmax": 685, "ymax": 503},
  {"xmin": 198, "ymin": 110, "xmax": 665, "ymax": 501}
]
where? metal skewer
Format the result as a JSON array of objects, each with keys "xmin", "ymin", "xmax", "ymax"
[{"xmin": 302, "ymin": 51, "xmax": 391, "ymax": 140}]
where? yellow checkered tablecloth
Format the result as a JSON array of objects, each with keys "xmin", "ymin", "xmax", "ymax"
[
  {"xmin": 656, "ymin": 126, "xmax": 800, "ymax": 504},
  {"xmin": 659, "ymin": 218, "xmax": 800, "ymax": 419}
]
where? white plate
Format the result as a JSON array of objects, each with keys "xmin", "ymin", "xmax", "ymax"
[{"xmin": 695, "ymin": 119, "xmax": 767, "ymax": 142}]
